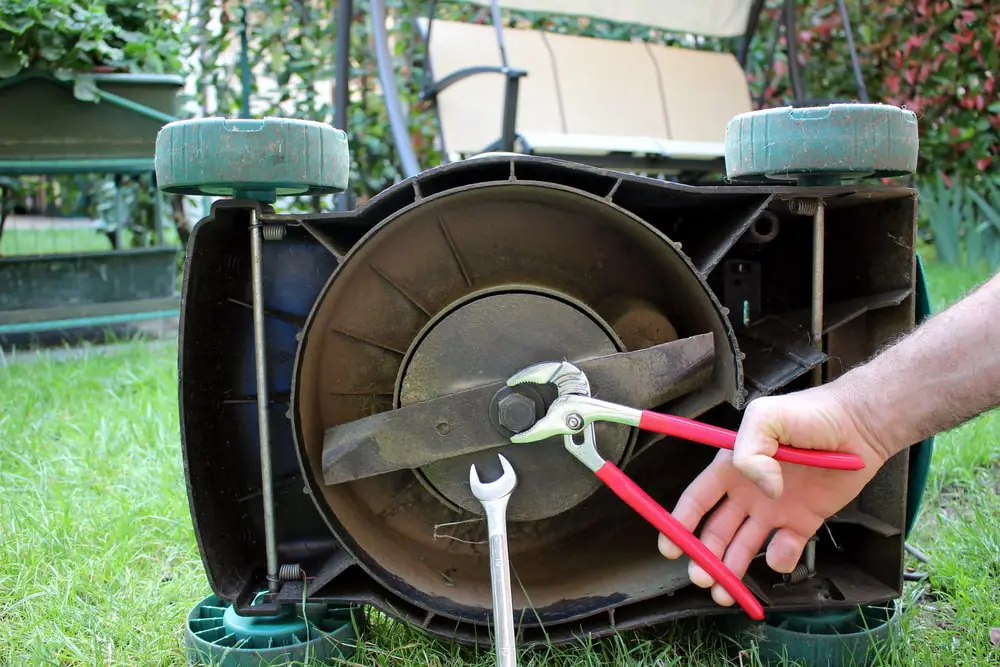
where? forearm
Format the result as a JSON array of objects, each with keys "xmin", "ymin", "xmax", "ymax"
[{"xmin": 829, "ymin": 268, "xmax": 1000, "ymax": 460}]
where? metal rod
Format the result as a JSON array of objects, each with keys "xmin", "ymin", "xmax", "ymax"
[
  {"xmin": 114, "ymin": 175, "xmax": 125, "ymax": 249},
  {"xmin": 489, "ymin": 0, "xmax": 510, "ymax": 69},
  {"xmin": 737, "ymin": 0, "xmax": 767, "ymax": 68},
  {"xmin": 811, "ymin": 201, "xmax": 825, "ymax": 385},
  {"xmin": 249, "ymin": 209, "xmax": 280, "ymax": 592},
  {"xmin": 151, "ymin": 172, "xmax": 164, "ymax": 246},
  {"xmin": 369, "ymin": 0, "xmax": 421, "ymax": 179},
  {"xmin": 239, "ymin": 5, "xmax": 252, "ymax": 119},
  {"xmin": 333, "ymin": 0, "xmax": 354, "ymax": 212},
  {"xmin": 837, "ymin": 0, "xmax": 869, "ymax": 102},
  {"xmin": 782, "ymin": 0, "xmax": 806, "ymax": 104}
]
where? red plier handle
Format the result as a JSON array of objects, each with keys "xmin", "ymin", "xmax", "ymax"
[
  {"xmin": 638, "ymin": 411, "xmax": 865, "ymax": 471},
  {"xmin": 595, "ymin": 460, "xmax": 766, "ymax": 620}
]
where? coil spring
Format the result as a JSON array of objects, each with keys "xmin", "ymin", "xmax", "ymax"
[
  {"xmin": 261, "ymin": 224, "xmax": 287, "ymax": 241},
  {"xmin": 788, "ymin": 198, "xmax": 820, "ymax": 216},
  {"xmin": 278, "ymin": 563, "xmax": 303, "ymax": 581},
  {"xmin": 783, "ymin": 562, "xmax": 814, "ymax": 585}
]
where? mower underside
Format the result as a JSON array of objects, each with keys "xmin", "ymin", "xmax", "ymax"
[{"xmin": 177, "ymin": 155, "xmax": 917, "ymax": 646}]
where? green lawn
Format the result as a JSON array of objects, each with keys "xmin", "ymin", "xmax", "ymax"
[
  {"xmin": 1, "ymin": 251, "xmax": 998, "ymax": 666},
  {"xmin": 0, "ymin": 227, "xmax": 115, "ymax": 256}
]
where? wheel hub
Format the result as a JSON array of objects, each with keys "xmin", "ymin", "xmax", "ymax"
[{"xmin": 397, "ymin": 288, "xmax": 632, "ymax": 521}]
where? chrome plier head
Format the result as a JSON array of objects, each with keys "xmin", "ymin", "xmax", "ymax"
[
  {"xmin": 506, "ymin": 361, "xmax": 607, "ymax": 472},
  {"xmin": 506, "ymin": 360, "xmax": 591, "ymax": 398},
  {"xmin": 506, "ymin": 360, "xmax": 643, "ymax": 442}
]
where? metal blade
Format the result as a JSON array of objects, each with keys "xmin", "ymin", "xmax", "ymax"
[{"xmin": 321, "ymin": 333, "xmax": 716, "ymax": 485}]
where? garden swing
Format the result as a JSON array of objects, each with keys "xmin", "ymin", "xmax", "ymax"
[{"xmin": 361, "ymin": 0, "xmax": 871, "ymax": 182}]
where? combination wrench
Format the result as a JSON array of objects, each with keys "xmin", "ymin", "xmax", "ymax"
[{"xmin": 469, "ymin": 453, "xmax": 518, "ymax": 667}]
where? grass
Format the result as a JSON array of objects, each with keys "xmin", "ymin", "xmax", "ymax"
[
  {"xmin": 0, "ymin": 222, "xmax": 183, "ymax": 257},
  {"xmin": 1, "ymin": 251, "xmax": 998, "ymax": 666},
  {"xmin": 0, "ymin": 227, "xmax": 115, "ymax": 256}
]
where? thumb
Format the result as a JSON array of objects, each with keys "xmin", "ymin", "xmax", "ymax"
[{"xmin": 731, "ymin": 398, "xmax": 785, "ymax": 499}]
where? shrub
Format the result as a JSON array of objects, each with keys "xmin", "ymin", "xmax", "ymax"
[
  {"xmin": 749, "ymin": 0, "xmax": 998, "ymax": 185},
  {"xmin": 0, "ymin": 0, "xmax": 187, "ymax": 98}
]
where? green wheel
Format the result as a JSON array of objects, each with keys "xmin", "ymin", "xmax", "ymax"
[
  {"xmin": 724, "ymin": 104, "xmax": 919, "ymax": 184},
  {"xmin": 155, "ymin": 117, "xmax": 350, "ymax": 201},
  {"xmin": 719, "ymin": 603, "xmax": 900, "ymax": 667},
  {"xmin": 183, "ymin": 593, "xmax": 365, "ymax": 666}
]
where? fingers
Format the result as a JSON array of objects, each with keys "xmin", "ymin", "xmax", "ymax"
[
  {"xmin": 708, "ymin": 515, "xmax": 772, "ymax": 607},
  {"xmin": 732, "ymin": 398, "xmax": 785, "ymax": 499},
  {"xmin": 686, "ymin": 498, "xmax": 748, "ymax": 589},
  {"xmin": 765, "ymin": 527, "xmax": 812, "ymax": 574},
  {"xmin": 657, "ymin": 457, "xmax": 728, "ymax": 560}
]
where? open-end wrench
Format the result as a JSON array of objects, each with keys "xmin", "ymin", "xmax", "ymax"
[{"xmin": 469, "ymin": 454, "xmax": 519, "ymax": 667}]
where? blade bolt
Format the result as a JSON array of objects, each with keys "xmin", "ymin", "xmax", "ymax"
[
  {"xmin": 497, "ymin": 393, "xmax": 538, "ymax": 433},
  {"xmin": 566, "ymin": 413, "xmax": 583, "ymax": 430}
]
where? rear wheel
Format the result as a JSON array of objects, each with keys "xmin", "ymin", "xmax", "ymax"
[
  {"xmin": 154, "ymin": 117, "xmax": 350, "ymax": 201},
  {"xmin": 724, "ymin": 104, "xmax": 919, "ymax": 184},
  {"xmin": 719, "ymin": 602, "xmax": 900, "ymax": 666},
  {"xmin": 183, "ymin": 593, "xmax": 365, "ymax": 666}
]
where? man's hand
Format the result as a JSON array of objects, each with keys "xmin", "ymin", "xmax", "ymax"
[
  {"xmin": 657, "ymin": 267, "xmax": 1000, "ymax": 608},
  {"xmin": 656, "ymin": 385, "xmax": 889, "ymax": 608}
]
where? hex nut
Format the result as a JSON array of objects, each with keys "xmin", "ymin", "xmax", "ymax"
[{"xmin": 497, "ymin": 393, "xmax": 537, "ymax": 433}]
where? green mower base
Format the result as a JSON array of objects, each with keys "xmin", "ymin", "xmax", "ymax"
[
  {"xmin": 718, "ymin": 603, "xmax": 900, "ymax": 667},
  {"xmin": 184, "ymin": 593, "xmax": 366, "ymax": 666}
]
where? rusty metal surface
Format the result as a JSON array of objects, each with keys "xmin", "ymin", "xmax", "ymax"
[{"xmin": 400, "ymin": 289, "xmax": 627, "ymax": 522}]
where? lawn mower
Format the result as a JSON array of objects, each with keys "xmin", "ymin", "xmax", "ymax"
[{"xmin": 156, "ymin": 102, "xmax": 931, "ymax": 666}]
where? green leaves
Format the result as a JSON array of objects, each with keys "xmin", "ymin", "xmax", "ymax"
[
  {"xmin": 0, "ymin": 0, "xmax": 187, "ymax": 97},
  {"xmin": 72, "ymin": 73, "xmax": 99, "ymax": 102},
  {"xmin": 921, "ymin": 172, "xmax": 1000, "ymax": 270}
]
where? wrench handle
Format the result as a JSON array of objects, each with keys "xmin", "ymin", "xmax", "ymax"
[
  {"xmin": 483, "ymin": 504, "xmax": 518, "ymax": 667},
  {"xmin": 594, "ymin": 461, "xmax": 765, "ymax": 621}
]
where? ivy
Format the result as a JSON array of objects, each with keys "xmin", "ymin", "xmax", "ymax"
[
  {"xmin": 0, "ymin": 0, "xmax": 192, "ymax": 251},
  {"xmin": 0, "ymin": 0, "xmax": 188, "ymax": 99}
]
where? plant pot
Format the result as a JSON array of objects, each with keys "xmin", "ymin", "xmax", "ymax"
[{"xmin": 0, "ymin": 71, "xmax": 185, "ymax": 173}]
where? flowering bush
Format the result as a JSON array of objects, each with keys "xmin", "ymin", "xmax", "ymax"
[{"xmin": 749, "ymin": 0, "xmax": 998, "ymax": 183}]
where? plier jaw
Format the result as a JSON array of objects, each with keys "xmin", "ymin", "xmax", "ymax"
[{"xmin": 507, "ymin": 395, "xmax": 643, "ymax": 473}]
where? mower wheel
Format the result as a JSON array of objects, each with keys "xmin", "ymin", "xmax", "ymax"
[
  {"xmin": 724, "ymin": 103, "xmax": 919, "ymax": 184},
  {"xmin": 154, "ymin": 117, "xmax": 350, "ymax": 201},
  {"xmin": 183, "ymin": 593, "xmax": 366, "ymax": 666},
  {"xmin": 720, "ymin": 602, "xmax": 901, "ymax": 666}
]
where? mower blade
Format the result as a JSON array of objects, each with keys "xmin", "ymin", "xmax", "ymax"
[{"xmin": 321, "ymin": 333, "xmax": 716, "ymax": 485}]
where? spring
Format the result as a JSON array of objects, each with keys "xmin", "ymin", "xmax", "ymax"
[
  {"xmin": 278, "ymin": 563, "xmax": 303, "ymax": 581},
  {"xmin": 783, "ymin": 563, "xmax": 814, "ymax": 585},
  {"xmin": 788, "ymin": 198, "xmax": 820, "ymax": 216},
  {"xmin": 261, "ymin": 224, "xmax": 287, "ymax": 241}
]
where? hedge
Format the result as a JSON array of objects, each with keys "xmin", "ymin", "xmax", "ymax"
[{"xmin": 749, "ymin": 0, "xmax": 998, "ymax": 186}]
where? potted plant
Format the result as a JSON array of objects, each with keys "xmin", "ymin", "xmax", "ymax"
[
  {"xmin": 0, "ymin": 0, "xmax": 190, "ymax": 342},
  {"xmin": 0, "ymin": 0, "xmax": 189, "ymax": 163}
]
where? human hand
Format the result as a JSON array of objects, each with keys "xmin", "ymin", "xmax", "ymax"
[{"xmin": 657, "ymin": 385, "xmax": 890, "ymax": 608}]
